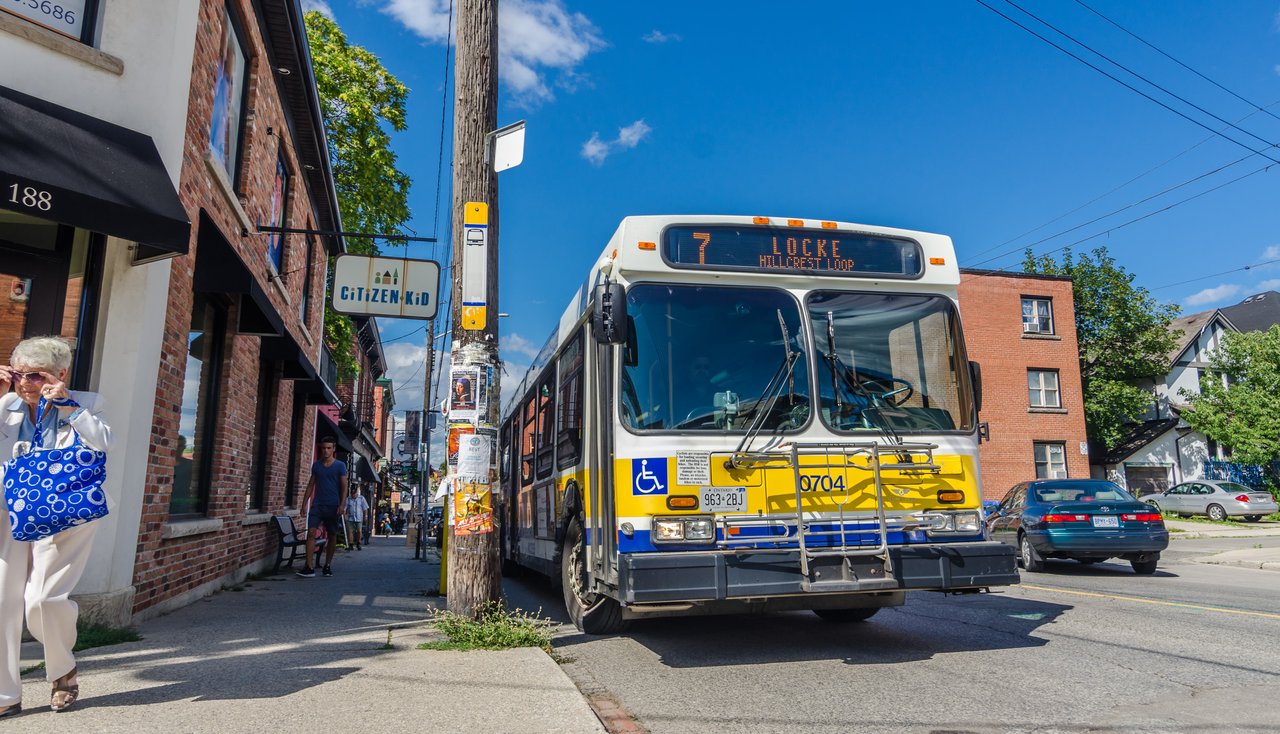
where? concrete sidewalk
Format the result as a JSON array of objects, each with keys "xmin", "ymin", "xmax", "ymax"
[
  {"xmin": 1165, "ymin": 518, "xmax": 1280, "ymax": 572},
  {"xmin": 13, "ymin": 537, "xmax": 604, "ymax": 733}
]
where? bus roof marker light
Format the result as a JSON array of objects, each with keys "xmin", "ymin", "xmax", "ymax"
[
  {"xmin": 787, "ymin": 219, "xmax": 804, "ymax": 227},
  {"xmin": 821, "ymin": 221, "xmax": 837, "ymax": 229},
  {"xmin": 930, "ymin": 257, "xmax": 946, "ymax": 265},
  {"xmin": 638, "ymin": 241, "xmax": 656, "ymax": 251},
  {"xmin": 753, "ymin": 217, "xmax": 770, "ymax": 225}
]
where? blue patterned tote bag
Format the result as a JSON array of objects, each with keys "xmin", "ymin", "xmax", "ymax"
[{"xmin": 3, "ymin": 398, "xmax": 108, "ymax": 542}]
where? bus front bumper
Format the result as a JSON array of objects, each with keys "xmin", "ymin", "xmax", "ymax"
[{"xmin": 616, "ymin": 542, "xmax": 1019, "ymax": 604}]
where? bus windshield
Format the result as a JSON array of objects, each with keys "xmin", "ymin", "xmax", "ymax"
[
  {"xmin": 620, "ymin": 284, "xmax": 810, "ymax": 432},
  {"xmin": 808, "ymin": 291, "xmax": 973, "ymax": 434}
]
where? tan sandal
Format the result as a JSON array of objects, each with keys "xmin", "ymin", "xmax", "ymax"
[
  {"xmin": 50, "ymin": 667, "xmax": 78, "ymax": 713},
  {"xmin": 0, "ymin": 702, "xmax": 21, "ymax": 718}
]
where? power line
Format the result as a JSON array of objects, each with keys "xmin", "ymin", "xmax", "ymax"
[
  {"xmin": 1071, "ymin": 0, "xmax": 1280, "ymax": 124},
  {"xmin": 966, "ymin": 150, "xmax": 1255, "ymax": 267},
  {"xmin": 1151, "ymin": 258, "xmax": 1280, "ymax": 292},
  {"xmin": 973, "ymin": 0, "xmax": 1280, "ymax": 164},
  {"xmin": 431, "ymin": 0, "xmax": 456, "ymax": 241}
]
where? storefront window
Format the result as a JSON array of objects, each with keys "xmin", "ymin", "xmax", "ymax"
[
  {"xmin": 208, "ymin": 4, "xmax": 248, "ymax": 186},
  {"xmin": 172, "ymin": 297, "xmax": 226, "ymax": 516}
]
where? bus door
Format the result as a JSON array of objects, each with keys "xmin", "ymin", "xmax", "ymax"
[{"xmin": 587, "ymin": 340, "xmax": 619, "ymax": 588}]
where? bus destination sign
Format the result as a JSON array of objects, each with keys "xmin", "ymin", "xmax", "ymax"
[{"xmin": 662, "ymin": 225, "xmax": 923, "ymax": 278}]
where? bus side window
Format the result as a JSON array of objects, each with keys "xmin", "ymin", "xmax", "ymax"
[
  {"xmin": 521, "ymin": 397, "xmax": 536, "ymax": 487},
  {"xmin": 557, "ymin": 330, "xmax": 584, "ymax": 468},
  {"xmin": 535, "ymin": 375, "xmax": 556, "ymax": 479}
]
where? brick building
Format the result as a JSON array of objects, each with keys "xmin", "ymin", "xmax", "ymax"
[
  {"xmin": 958, "ymin": 269, "xmax": 1089, "ymax": 500},
  {"xmin": 0, "ymin": 0, "xmax": 360, "ymax": 624}
]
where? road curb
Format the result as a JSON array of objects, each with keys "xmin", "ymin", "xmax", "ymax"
[{"xmin": 1190, "ymin": 557, "xmax": 1280, "ymax": 572}]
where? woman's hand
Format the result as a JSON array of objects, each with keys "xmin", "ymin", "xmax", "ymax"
[
  {"xmin": 0, "ymin": 366, "xmax": 11, "ymax": 395},
  {"xmin": 39, "ymin": 371, "xmax": 73, "ymax": 407}
]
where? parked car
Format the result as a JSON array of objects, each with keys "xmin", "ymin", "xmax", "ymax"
[
  {"xmin": 986, "ymin": 479, "xmax": 1169, "ymax": 574},
  {"xmin": 1143, "ymin": 480, "xmax": 1278, "ymax": 522}
]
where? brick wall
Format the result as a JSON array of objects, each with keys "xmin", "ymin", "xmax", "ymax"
[
  {"xmin": 133, "ymin": 0, "xmax": 328, "ymax": 614},
  {"xmin": 958, "ymin": 270, "xmax": 1090, "ymax": 500}
]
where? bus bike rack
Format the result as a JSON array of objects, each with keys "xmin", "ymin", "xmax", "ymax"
[{"xmin": 724, "ymin": 441, "xmax": 941, "ymax": 593}]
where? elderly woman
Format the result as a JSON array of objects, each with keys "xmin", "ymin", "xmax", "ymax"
[{"xmin": 0, "ymin": 337, "xmax": 111, "ymax": 717}]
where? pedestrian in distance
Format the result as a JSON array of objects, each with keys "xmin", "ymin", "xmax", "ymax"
[
  {"xmin": 0, "ymin": 336, "xmax": 113, "ymax": 717},
  {"xmin": 344, "ymin": 486, "xmax": 369, "ymax": 551},
  {"xmin": 297, "ymin": 436, "xmax": 348, "ymax": 578}
]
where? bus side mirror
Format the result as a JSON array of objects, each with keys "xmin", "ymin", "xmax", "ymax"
[
  {"xmin": 591, "ymin": 282, "xmax": 629, "ymax": 344},
  {"xmin": 969, "ymin": 360, "xmax": 983, "ymax": 414}
]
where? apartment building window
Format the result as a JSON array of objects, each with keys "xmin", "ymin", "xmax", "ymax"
[
  {"xmin": 1028, "ymin": 369, "xmax": 1061, "ymax": 408},
  {"xmin": 208, "ymin": 4, "xmax": 249, "ymax": 186},
  {"xmin": 1034, "ymin": 442, "xmax": 1068, "ymax": 479},
  {"xmin": 1022, "ymin": 297, "xmax": 1054, "ymax": 334}
]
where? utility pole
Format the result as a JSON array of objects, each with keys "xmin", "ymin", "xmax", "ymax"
[
  {"xmin": 447, "ymin": 0, "xmax": 501, "ymax": 617},
  {"xmin": 415, "ymin": 316, "xmax": 438, "ymax": 561}
]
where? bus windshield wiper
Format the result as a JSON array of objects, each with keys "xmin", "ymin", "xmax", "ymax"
[
  {"xmin": 822, "ymin": 311, "xmax": 902, "ymax": 446},
  {"xmin": 735, "ymin": 310, "xmax": 800, "ymax": 454}
]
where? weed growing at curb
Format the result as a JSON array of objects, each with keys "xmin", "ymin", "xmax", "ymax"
[
  {"xmin": 20, "ymin": 662, "xmax": 44, "ymax": 677},
  {"xmin": 74, "ymin": 621, "xmax": 141, "ymax": 652},
  {"xmin": 379, "ymin": 628, "xmax": 394, "ymax": 650},
  {"xmin": 418, "ymin": 602, "xmax": 554, "ymax": 652}
]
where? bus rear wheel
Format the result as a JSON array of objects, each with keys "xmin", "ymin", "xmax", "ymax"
[
  {"xmin": 562, "ymin": 518, "xmax": 628, "ymax": 635},
  {"xmin": 813, "ymin": 607, "xmax": 880, "ymax": 623}
]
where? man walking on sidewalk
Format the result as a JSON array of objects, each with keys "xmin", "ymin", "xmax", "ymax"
[
  {"xmin": 345, "ymin": 485, "xmax": 370, "ymax": 551},
  {"xmin": 298, "ymin": 436, "xmax": 348, "ymax": 577}
]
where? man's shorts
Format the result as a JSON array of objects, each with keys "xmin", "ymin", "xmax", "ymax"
[{"xmin": 308, "ymin": 505, "xmax": 341, "ymax": 533}]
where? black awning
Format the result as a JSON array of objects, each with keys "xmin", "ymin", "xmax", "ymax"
[
  {"xmin": 194, "ymin": 212, "xmax": 286, "ymax": 338},
  {"xmin": 354, "ymin": 456, "xmax": 380, "ymax": 484},
  {"xmin": 0, "ymin": 86, "xmax": 190, "ymax": 255},
  {"xmin": 315, "ymin": 410, "xmax": 355, "ymax": 453}
]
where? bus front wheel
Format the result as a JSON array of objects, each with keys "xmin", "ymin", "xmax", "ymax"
[{"xmin": 561, "ymin": 518, "xmax": 628, "ymax": 635}]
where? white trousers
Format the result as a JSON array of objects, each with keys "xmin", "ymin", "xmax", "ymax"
[{"xmin": 0, "ymin": 510, "xmax": 98, "ymax": 706}]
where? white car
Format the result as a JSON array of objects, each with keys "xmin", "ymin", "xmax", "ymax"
[{"xmin": 1145, "ymin": 480, "xmax": 1278, "ymax": 522}]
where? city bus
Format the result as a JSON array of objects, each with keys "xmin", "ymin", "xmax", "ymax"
[{"xmin": 498, "ymin": 215, "xmax": 1018, "ymax": 633}]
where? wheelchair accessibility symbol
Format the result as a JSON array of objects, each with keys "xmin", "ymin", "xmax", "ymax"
[{"xmin": 631, "ymin": 458, "xmax": 668, "ymax": 496}]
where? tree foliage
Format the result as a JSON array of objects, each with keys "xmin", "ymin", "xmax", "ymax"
[
  {"xmin": 304, "ymin": 11, "xmax": 412, "ymax": 378},
  {"xmin": 1181, "ymin": 326, "xmax": 1280, "ymax": 467},
  {"xmin": 1023, "ymin": 247, "xmax": 1180, "ymax": 449}
]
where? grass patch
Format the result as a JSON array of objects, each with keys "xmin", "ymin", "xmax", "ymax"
[
  {"xmin": 1164, "ymin": 514, "xmax": 1273, "ymax": 527},
  {"xmin": 74, "ymin": 621, "xmax": 141, "ymax": 652},
  {"xmin": 378, "ymin": 628, "xmax": 394, "ymax": 650},
  {"xmin": 20, "ymin": 662, "xmax": 44, "ymax": 676},
  {"xmin": 418, "ymin": 602, "xmax": 554, "ymax": 652}
]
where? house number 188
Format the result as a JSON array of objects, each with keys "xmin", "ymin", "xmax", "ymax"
[{"xmin": 7, "ymin": 183, "xmax": 53, "ymax": 212}]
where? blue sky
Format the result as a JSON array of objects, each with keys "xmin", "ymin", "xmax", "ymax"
[{"xmin": 304, "ymin": 1, "xmax": 1280, "ymax": 450}]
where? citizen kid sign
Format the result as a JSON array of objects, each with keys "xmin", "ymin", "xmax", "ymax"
[{"xmin": 331, "ymin": 254, "xmax": 440, "ymax": 320}]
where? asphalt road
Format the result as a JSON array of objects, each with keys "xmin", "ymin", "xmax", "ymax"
[{"xmin": 505, "ymin": 553, "xmax": 1280, "ymax": 734}]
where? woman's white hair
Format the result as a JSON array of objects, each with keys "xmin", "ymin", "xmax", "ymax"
[{"xmin": 11, "ymin": 336, "xmax": 74, "ymax": 372}]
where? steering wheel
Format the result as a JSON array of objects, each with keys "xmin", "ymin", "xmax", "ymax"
[
  {"xmin": 859, "ymin": 375, "xmax": 915, "ymax": 406},
  {"xmin": 676, "ymin": 405, "xmax": 722, "ymax": 429}
]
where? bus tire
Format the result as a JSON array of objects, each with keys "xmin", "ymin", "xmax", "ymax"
[
  {"xmin": 813, "ymin": 607, "xmax": 880, "ymax": 623},
  {"xmin": 561, "ymin": 517, "xmax": 628, "ymax": 635}
]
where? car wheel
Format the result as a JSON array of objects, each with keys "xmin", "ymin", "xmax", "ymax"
[
  {"xmin": 1206, "ymin": 504, "xmax": 1227, "ymax": 522},
  {"xmin": 561, "ymin": 517, "xmax": 628, "ymax": 635},
  {"xmin": 1019, "ymin": 533, "xmax": 1045, "ymax": 573},
  {"xmin": 1131, "ymin": 558, "xmax": 1158, "ymax": 574},
  {"xmin": 813, "ymin": 607, "xmax": 880, "ymax": 623},
  {"xmin": 1243, "ymin": 515, "xmax": 1263, "ymax": 523}
]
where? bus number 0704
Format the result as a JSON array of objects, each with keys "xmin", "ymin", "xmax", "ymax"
[{"xmin": 799, "ymin": 474, "xmax": 847, "ymax": 493}]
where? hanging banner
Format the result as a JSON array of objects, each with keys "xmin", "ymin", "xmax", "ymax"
[
  {"xmin": 404, "ymin": 410, "xmax": 421, "ymax": 450},
  {"xmin": 331, "ymin": 254, "xmax": 441, "ymax": 320}
]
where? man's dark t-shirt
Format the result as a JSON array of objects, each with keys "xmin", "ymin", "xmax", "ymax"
[{"xmin": 311, "ymin": 460, "xmax": 348, "ymax": 507}]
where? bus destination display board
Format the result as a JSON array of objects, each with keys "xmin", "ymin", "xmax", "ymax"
[{"xmin": 662, "ymin": 226, "xmax": 923, "ymax": 278}]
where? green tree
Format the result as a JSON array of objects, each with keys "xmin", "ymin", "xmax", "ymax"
[
  {"xmin": 1181, "ymin": 326, "xmax": 1280, "ymax": 469},
  {"xmin": 304, "ymin": 11, "xmax": 412, "ymax": 378},
  {"xmin": 1023, "ymin": 247, "xmax": 1180, "ymax": 449}
]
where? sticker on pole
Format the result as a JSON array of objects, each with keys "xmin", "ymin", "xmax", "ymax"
[{"xmin": 462, "ymin": 201, "xmax": 488, "ymax": 330}]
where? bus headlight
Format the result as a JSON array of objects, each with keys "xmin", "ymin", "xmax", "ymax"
[
  {"xmin": 952, "ymin": 511, "xmax": 982, "ymax": 534},
  {"xmin": 915, "ymin": 510, "xmax": 983, "ymax": 536},
  {"xmin": 653, "ymin": 516, "xmax": 716, "ymax": 543}
]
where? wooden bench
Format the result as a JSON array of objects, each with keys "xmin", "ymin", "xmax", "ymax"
[{"xmin": 272, "ymin": 515, "xmax": 327, "ymax": 572}]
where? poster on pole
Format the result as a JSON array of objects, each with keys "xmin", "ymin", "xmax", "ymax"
[
  {"xmin": 404, "ymin": 411, "xmax": 421, "ymax": 451},
  {"xmin": 449, "ymin": 367, "xmax": 479, "ymax": 423},
  {"xmin": 446, "ymin": 425, "xmax": 474, "ymax": 469}
]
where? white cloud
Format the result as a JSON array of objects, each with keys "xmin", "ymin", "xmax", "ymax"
[
  {"xmin": 1263, "ymin": 244, "xmax": 1280, "ymax": 260},
  {"xmin": 1184, "ymin": 283, "xmax": 1244, "ymax": 307},
  {"xmin": 500, "ymin": 332, "xmax": 542, "ymax": 360},
  {"xmin": 1255, "ymin": 278, "xmax": 1280, "ymax": 291},
  {"xmin": 580, "ymin": 119, "xmax": 651, "ymax": 166},
  {"xmin": 643, "ymin": 29, "xmax": 681, "ymax": 43},
  {"xmin": 301, "ymin": 0, "xmax": 333, "ymax": 16},
  {"xmin": 378, "ymin": 0, "xmax": 604, "ymax": 106}
]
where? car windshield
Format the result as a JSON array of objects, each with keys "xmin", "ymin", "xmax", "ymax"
[
  {"xmin": 620, "ymin": 284, "xmax": 810, "ymax": 432},
  {"xmin": 1218, "ymin": 482, "xmax": 1255, "ymax": 493},
  {"xmin": 1032, "ymin": 482, "xmax": 1135, "ymax": 503},
  {"xmin": 807, "ymin": 291, "xmax": 973, "ymax": 433}
]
